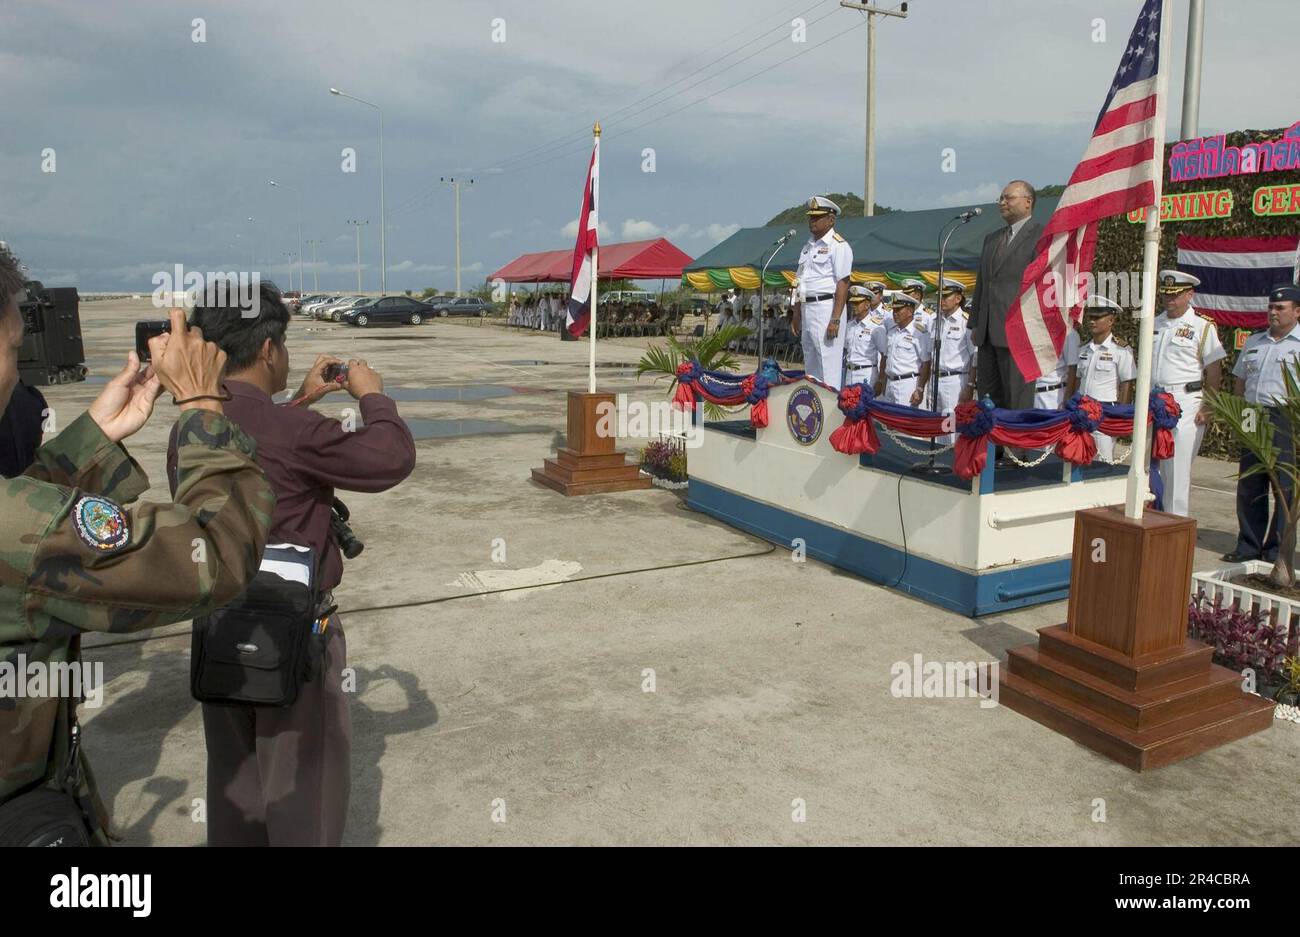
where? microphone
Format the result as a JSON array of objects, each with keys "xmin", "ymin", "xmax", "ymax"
[
  {"xmin": 774, "ymin": 228, "xmax": 797, "ymax": 246},
  {"xmin": 957, "ymin": 208, "xmax": 983, "ymax": 221}
]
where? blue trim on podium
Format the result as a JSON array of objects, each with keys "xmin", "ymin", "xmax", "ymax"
[{"xmin": 686, "ymin": 478, "xmax": 1070, "ymax": 617}]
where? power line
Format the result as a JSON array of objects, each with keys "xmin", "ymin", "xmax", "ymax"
[{"xmin": 386, "ymin": 0, "xmax": 834, "ymax": 217}]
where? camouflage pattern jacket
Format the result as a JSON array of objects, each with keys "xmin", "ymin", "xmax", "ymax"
[{"xmin": 0, "ymin": 409, "xmax": 275, "ymax": 839}]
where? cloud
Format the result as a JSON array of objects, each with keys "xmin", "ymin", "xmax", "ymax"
[
  {"xmin": 620, "ymin": 219, "xmax": 662, "ymax": 240},
  {"xmin": 488, "ymin": 228, "xmax": 513, "ymax": 239},
  {"xmin": 698, "ymin": 223, "xmax": 741, "ymax": 244},
  {"xmin": 932, "ymin": 183, "xmax": 1003, "ymax": 208},
  {"xmin": 561, "ymin": 219, "xmax": 614, "ymax": 240},
  {"xmin": 389, "ymin": 260, "xmax": 447, "ymax": 274}
]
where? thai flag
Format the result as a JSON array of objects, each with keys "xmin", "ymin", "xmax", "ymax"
[
  {"xmin": 1005, "ymin": 0, "xmax": 1166, "ymax": 382},
  {"xmin": 565, "ymin": 141, "xmax": 599, "ymax": 337},
  {"xmin": 1176, "ymin": 234, "xmax": 1300, "ymax": 328}
]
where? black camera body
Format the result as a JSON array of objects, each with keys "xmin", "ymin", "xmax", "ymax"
[{"xmin": 330, "ymin": 498, "xmax": 364, "ymax": 559}]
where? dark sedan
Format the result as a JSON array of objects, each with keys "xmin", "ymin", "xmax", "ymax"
[{"xmin": 341, "ymin": 296, "xmax": 434, "ymax": 327}]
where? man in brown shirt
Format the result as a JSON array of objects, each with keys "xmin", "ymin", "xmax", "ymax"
[{"xmin": 168, "ymin": 281, "xmax": 415, "ymax": 846}]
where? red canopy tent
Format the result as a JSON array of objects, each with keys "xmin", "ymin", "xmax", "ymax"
[{"xmin": 488, "ymin": 237, "xmax": 693, "ymax": 283}]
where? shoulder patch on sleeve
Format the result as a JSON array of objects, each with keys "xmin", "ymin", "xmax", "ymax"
[{"xmin": 72, "ymin": 495, "xmax": 130, "ymax": 554}]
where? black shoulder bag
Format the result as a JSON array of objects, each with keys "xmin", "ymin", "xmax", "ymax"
[{"xmin": 191, "ymin": 544, "xmax": 327, "ymax": 708}]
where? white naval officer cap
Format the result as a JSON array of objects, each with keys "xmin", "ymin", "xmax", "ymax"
[
  {"xmin": 848, "ymin": 285, "xmax": 873, "ymax": 301},
  {"xmin": 899, "ymin": 278, "xmax": 927, "ymax": 293},
  {"xmin": 805, "ymin": 195, "xmax": 841, "ymax": 216},
  {"xmin": 939, "ymin": 277, "xmax": 965, "ymax": 294},
  {"xmin": 1158, "ymin": 269, "xmax": 1201, "ymax": 293},
  {"xmin": 863, "ymin": 280, "xmax": 887, "ymax": 292},
  {"xmin": 1084, "ymin": 294, "xmax": 1125, "ymax": 316},
  {"xmin": 890, "ymin": 292, "xmax": 920, "ymax": 308}
]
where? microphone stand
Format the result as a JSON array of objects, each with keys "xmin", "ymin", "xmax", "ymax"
[
  {"xmin": 912, "ymin": 213, "xmax": 973, "ymax": 477},
  {"xmin": 757, "ymin": 233, "xmax": 791, "ymax": 364}
]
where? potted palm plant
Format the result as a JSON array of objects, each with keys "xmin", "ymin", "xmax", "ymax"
[
  {"xmin": 636, "ymin": 324, "xmax": 753, "ymax": 421},
  {"xmin": 1197, "ymin": 359, "xmax": 1300, "ymax": 649}
]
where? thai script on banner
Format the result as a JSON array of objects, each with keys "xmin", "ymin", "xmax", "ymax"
[
  {"xmin": 1169, "ymin": 120, "xmax": 1300, "ymax": 183},
  {"xmin": 1127, "ymin": 188, "xmax": 1233, "ymax": 224}
]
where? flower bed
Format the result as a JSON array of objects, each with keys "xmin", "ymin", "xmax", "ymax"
[{"xmin": 1188, "ymin": 587, "xmax": 1300, "ymax": 712}]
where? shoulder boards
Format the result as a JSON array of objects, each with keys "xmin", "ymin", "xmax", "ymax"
[
  {"xmin": 914, "ymin": 321, "xmax": 928, "ymax": 333},
  {"xmin": 832, "ymin": 232, "xmax": 845, "ymax": 242},
  {"xmin": 1113, "ymin": 337, "xmax": 1129, "ymax": 347},
  {"xmin": 1196, "ymin": 312, "xmax": 1216, "ymax": 325}
]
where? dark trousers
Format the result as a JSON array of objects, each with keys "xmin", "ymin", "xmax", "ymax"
[
  {"xmin": 1235, "ymin": 409, "xmax": 1294, "ymax": 561},
  {"xmin": 203, "ymin": 619, "xmax": 351, "ymax": 846},
  {"xmin": 976, "ymin": 343, "xmax": 1036, "ymax": 410}
]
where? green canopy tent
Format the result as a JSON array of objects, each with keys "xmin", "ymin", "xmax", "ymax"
[{"xmin": 682, "ymin": 196, "xmax": 1061, "ymax": 293}]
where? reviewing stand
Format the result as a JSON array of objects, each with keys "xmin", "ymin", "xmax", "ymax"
[
  {"xmin": 997, "ymin": 506, "xmax": 1274, "ymax": 770},
  {"xmin": 532, "ymin": 391, "xmax": 651, "ymax": 496}
]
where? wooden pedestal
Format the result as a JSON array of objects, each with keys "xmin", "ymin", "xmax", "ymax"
[
  {"xmin": 996, "ymin": 505, "xmax": 1273, "ymax": 771},
  {"xmin": 531, "ymin": 391, "xmax": 652, "ymax": 496}
]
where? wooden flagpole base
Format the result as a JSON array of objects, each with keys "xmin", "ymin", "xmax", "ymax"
[
  {"xmin": 531, "ymin": 391, "xmax": 652, "ymax": 496},
  {"xmin": 995, "ymin": 506, "xmax": 1273, "ymax": 771}
]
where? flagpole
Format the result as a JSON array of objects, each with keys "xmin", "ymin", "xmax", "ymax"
[
  {"xmin": 589, "ymin": 122, "xmax": 601, "ymax": 395},
  {"xmin": 1124, "ymin": 0, "xmax": 1173, "ymax": 520}
]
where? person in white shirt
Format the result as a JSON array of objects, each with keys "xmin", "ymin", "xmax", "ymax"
[
  {"xmin": 930, "ymin": 279, "xmax": 977, "ymax": 442},
  {"xmin": 1151, "ymin": 269, "xmax": 1226, "ymax": 517},
  {"xmin": 792, "ymin": 197, "xmax": 853, "ymax": 388},
  {"xmin": 1034, "ymin": 323, "xmax": 1082, "ymax": 411},
  {"xmin": 1223, "ymin": 283, "xmax": 1300, "ymax": 563},
  {"xmin": 842, "ymin": 284, "xmax": 888, "ymax": 389},
  {"xmin": 898, "ymin": 278, "xmax": 935, "ymax": 333},
  {"xmin": 873, "ymin": 294, "xmax": 932, "ymax": 406},
  {"xmin": 1066, "ymin": 295, "xmax": 1135, "ymax": 462}
]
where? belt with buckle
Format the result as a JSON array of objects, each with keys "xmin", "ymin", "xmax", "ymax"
[
  {"xmin": 938, "ymin": 370, "xmax": 966, "ymax": 378},
  {"xmin": 888, "ymin": 372, "xmax": 919, "ymax": 380},
  {"xmin": 1036, "ymin": 382, "xmax": 1064, "ymax": 392},
  {"xmin": 801, "ymin": 293, "xmax": 834, "ymax": 303},
  {"xmin": 846, "ymin": 364, "xmax": 875, "ymax": 371},
  {"xmin": 1183, "ymin": 381, "xmax": 1204, "ymax": 392}
]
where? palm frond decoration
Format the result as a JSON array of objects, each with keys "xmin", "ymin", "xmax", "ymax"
[{"xmin": 636, "ymin": 324, "xmax": 753, "ymax": 421}]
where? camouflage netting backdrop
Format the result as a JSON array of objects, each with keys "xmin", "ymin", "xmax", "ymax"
[{"xmin": 1092, "ymin": 123, "xmax": 1300, "ymax": 462}]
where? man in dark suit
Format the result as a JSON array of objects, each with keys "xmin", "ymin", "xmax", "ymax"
[{"xmin": 969, "ymin": 180, "xmax": 1043, "ymax": 410}]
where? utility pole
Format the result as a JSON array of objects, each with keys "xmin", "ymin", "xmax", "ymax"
[
  {"xmin": 347, "ymin": 219, "xmax": 368, "ymax": 291},
  {"xmin": 440, "ymin": 176, "xmax": 474, "ymax": 296},
  {"xmin": 839, "ymin": 2, "xmax": 908, "ymax": 216},
  {"xmin": 1180, "ymin": 0, "xmax": 1205, "ymax": 139},
  {"xmin": 305, "ymin": 239, "xmax": 321, "ymax": 291},
  {"xmin": 282, "ymin": 251, "xmax": 295, "ymax": 292}
]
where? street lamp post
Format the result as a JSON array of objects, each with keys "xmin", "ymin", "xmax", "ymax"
[
  {"xmin": 839, "ymin": 2, "xmax": 908, "ymax": 216},
  {"xmin": 246, "ymin": 217, "xmax": 257, "ymax": 272},
  {"xmin": 347, "ymin": 219, "xmax": 368, "ymax": 291},
  {"xmin": 330, "ymin": 87, "xmax": 386, "ymax": 295},
  {"xmin": 305, "ymin": 239, "xmax": 321, "ymax": 291},
  {"xmin": 440, "ymin": 176, "xmax": 474, "ymax": 296},
  {"xmin": 269, "ymin": 180, "xmax": 304, "ymax": 297}
]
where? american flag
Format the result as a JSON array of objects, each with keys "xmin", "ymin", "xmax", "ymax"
[
  {"xmin": 565, "ymin": 139, "xmax": 600, "ymax": 337},
  {"xmin": 1005, "ymin": 0, "xmax": 1165, "ymax": 382}
]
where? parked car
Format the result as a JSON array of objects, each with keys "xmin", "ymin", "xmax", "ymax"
[
  {"xmin": 316, "ymin": 295, "xmax": 365, "ymax": 320},
  {"xmin": 427, "ymin": 296, "xmax": 494, "ymax": 317},
  {"xmin": 342, "ymin": 295, "xmax": 434, "ymax": 327},
  {"xmin": 302, "ymin": 294, "xmax": 344, "ymax": 317},
  {"xmin": 329, "ymin": 296, "xmax": 378, "ymax": 321},
  {"xmin": 294, "ymin": 293, "xmax": 329, "ymax": 314}
]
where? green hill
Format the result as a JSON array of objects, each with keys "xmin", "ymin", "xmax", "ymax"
[{"xmin": 765, "ymin": 193, "xmax": 895, "ymax": 226}]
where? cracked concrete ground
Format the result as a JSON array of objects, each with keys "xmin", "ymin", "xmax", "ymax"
[{"xmin": 39, "ymin": 299, "xmax": 1300, "ymax": 845}]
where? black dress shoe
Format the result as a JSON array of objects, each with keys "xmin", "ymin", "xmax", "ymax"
[{"xmin": 1221, "ymin": 551, "xmax": 1259, "ymax": 563}]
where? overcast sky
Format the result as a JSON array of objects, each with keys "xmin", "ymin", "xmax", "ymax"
[{"xmin": 1, "ymin": 0, "xmax": 1294, "ymax": 292}]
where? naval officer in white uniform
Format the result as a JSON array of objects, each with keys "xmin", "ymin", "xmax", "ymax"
[
  {"xmin": 931, "ymin": 278, "xmax": 977, "ymax": 441},
  {"xmin": 1067, "ymin": 295, "xmax": 1135, "ymax": 462},
  {"xmin": 843, "ymin": 283, "xmax": 888, "ymax": 389},
  {"xmin": 1152, "ymin": 269, "xmax": 1226, "ymax": 517},
  {"xmin": 873, "ymin": 293, "xmax": 933, "ymax": 406},
  {"xmin": 792, "ymin": 196, "xmax": 853, "ymax": 389}
]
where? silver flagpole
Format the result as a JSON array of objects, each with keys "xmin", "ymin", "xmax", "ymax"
[
  {"xmin": 1124, "ymin": 0, "xmax": 1174, "ymax": 521},
  {"xmin": 589, "ymin": 123, "xmax": 600, "ymax": 395}
]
